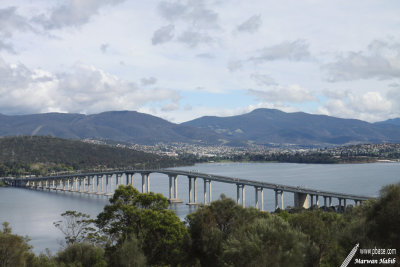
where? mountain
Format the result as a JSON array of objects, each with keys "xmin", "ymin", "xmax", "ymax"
[
  {"xmin": 375, "ymin": 118, "xmax": 400, "ymax": 126},
  {"xmin": 182, "ymin": 108, "xmax": 400, "ymax": 145},
  {"xmin": 0, "ymin": 111, "xmax": 235, "ymax": 145},
  {"xmin": 2, "ymin": 109, "xmax": 400, "ymax": 146}
]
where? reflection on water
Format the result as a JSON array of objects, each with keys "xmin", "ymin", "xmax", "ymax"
[{"xmin": 1, "ymin": 162, "xmax": 399, "ymax": 254}]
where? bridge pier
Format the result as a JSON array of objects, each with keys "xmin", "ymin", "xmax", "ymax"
[
  {"xmin": 294, "ymin": 192, "xmax": 309, "ymax": 209},
  {"xmin": 274, "ymin": 190, "xmax": 284, "ymax": 210},
  {"xmin": 242, "ymin": 185, "xmax": 245, "ymax": 207},
  {"xmin": 91, "ymin": 176, "xmax": 95, "ymax": 193},
  {"xmin": 140, "ymin": 173, "xmax": 150, "ymax": 193},
  {"xmin": 209, "ymin": 180, "xmax": 212, "ymax": 203},
  {"xmin": 187, "ymin": 176, "xmax": 198, "ymax": 205},
  {"xmin": 236, "ymin": 184, "xmax": 240, "ymax": 205},
  {"xmin": 203, "ymin": 179, "xmax": 207, "ymax": 204},
  {"xmin": 168, "ymin": 175, "xmax": 182, "ymax": 203},
  {"xmin": 254, "ymin": 187, "xmax": 263, "ymax": 210},
  {"xmin": 105, "ymin": 176, "xmax": 109, "ymax": 195},
  {"xmin": 203, "ymin": 179, "xmax": 212, "ymax": 204}
]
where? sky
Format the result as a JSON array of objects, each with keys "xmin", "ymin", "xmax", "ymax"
[{"xmin": 0, "ymin": 0, "xmax": 399, "ymax": 123}]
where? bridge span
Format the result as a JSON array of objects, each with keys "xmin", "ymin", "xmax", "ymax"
[{"xmin": 3, "ymin": 169, "xmax": 373, "ymax": 211}]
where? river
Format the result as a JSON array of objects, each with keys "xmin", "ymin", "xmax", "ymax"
[{"xmin": 1, "ymin": 162, "xmax": 399, "ymax": 254}]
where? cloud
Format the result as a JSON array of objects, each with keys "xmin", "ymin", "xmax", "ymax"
[
  {"xmin": 161, "ymin": 102, "xmax": 179, "ymax": 112},
  {"xmin": 227, "ymin": 60, "xmax": 243, "ymax": 72},
  {"xmin": 319, "ymin": 90, "xmax": 394, "ymax": 122},
  {"xmin": 250, "ymin": 73, "xmax": 276, "ymax": 86},
  {"xmin": 158, "ymin": 0, "xmax": 218, "ymax": 29},
  {"xmin": 100, "ymin": 43, "xmax": 109, "ymax": 53},
  {"xmin": 196, "ymin": 53, "xmax": 215, "ymax": 59},
  {"xmin": 141, "ymin": 77, "xmax": 157, "ymax": 86},
  {"xmin": 177, "ymin": 30, "xmax": 212, "ymax": 47},
  {"xmin": 0, "ymin": 40, "xmax": 15, "ymax": 53},
  {"xmin": 157, "ymin": 1, "xmax": 187, "ymax": 21},
  {"xmin": 0, "ymin": 6, "xmax": 36, "ymax": 53},
  {"xmin": 154, "ymin": 0, "xmax": 219, "ymax": 46},
  {"xmin": 323, "ymin": 40, "xmax": 400, "ymax": 82},
  {"xmin": 0, "ymin": 57, "xmax": 179, "ymax": 115},
  {"xmin": 250, "ymin": 40, "xmax": 311, "ymax": 62},
  {"xmin": 247, "ymin": 84, "xmax": 316, "ymax": 103},
  {"xmin": 152, "ymin": 24, "xmax": 175, "ymax": 45},
  {"xmin": 236, "ymin": 14, "xmax": 262, "ymax": 33},
  {"xmin": 34, "ymin": 0, "xmax": 125, "ymax": 29}
]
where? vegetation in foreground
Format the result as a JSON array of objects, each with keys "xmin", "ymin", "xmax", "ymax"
[{"xmin": 1, "ymin": 183, "xmax": 399, "ymax": 267}]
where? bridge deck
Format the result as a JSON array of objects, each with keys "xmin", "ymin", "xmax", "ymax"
[{"xmin": 5, "ymin": 169, "xmax": 373, "ymax": 201}]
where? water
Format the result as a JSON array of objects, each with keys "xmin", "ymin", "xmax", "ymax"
[{"xmin": 1, "ymin": 162, "xmax": 399, "ymax": 254}]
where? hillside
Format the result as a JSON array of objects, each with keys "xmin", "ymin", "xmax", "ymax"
[
  {"xmin": 183, "ymin": 108, "xmax": 400, "ymax": 146},
  {"xmin": 0, "ymin": 111, "xmax": 237, "ymax": 146},
  {"xmin": 0, "ymin": 136, "xmax": 189, "ymax": 177},
  {"xmin": 1, "ymin": 109, "xmax": 400, "ymax": 147},
  {"xmin": 375, "ymin": 118, "xmax": 400, "ymax": 126}
]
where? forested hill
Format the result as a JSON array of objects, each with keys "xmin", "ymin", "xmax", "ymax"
[{"xmin": 0, "ymin": 136, "xmax": 188, "ymax": 177}]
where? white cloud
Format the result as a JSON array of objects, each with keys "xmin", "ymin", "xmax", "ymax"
[
  {"xmin": 33, "ymin": 0, "xmax": 126, "ymax": 29},
  {"xmin": 248, "ymin": 84, "xmax": 316, "ymax": 103},
  {"xmin": 320, "ymin": 91, "xmax": 394, "ymax": 122},
  {"xmin": 161, "ymin": 102, "xmax": 179, "ymax": 112},
  {"xmin": 236, "ymin": 14, "xmax": 262, "ymax": 33},
  {"xmin": 177, "ymin": 30, "xmax": 213, "ymax": 47},
  {"xmin": 250, "ymin": 73, "xmax": 276, "ymax": 86},
  {"xmin": 323, "ymin": 40, "xmax": 400, "ymax": 82},
  {"xmin": 0, "ymin": 6, "xmax": 37, "ymax": 53},
  {"xmin": 100, "ymin": 43, "xmax": 109, "ymax": 53},
  {"xmin": 141, "ymin": 77, "xmax": 157, "ymax": 86},
  {"xmin": 153, "ymin": 0, "xmax": 219, "ymax": 46},
  {"xmin": 250, "ymin": 40, "xmax": 311, "ymax": 62},
  {"xmin": 152, "ymin": 24, "xmax": 175, "ymax": 45},
  {"xmin": 0, "ymin": 57, "xmax": 180, "ymax": 115}
]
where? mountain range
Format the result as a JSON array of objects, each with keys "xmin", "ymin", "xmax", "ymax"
[{"xmin": 1, "ymin": 109, "xmax": 400, "ymax": 146}]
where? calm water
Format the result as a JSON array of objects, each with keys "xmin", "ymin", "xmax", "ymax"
[{"xmin": 1, "ymin": 162, "xmax": 399, "ymax": 254}]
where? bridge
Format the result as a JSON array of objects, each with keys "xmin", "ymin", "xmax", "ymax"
[{"xmin": 3, "ymin": 169, "xmax": 373, "ymax": 211}]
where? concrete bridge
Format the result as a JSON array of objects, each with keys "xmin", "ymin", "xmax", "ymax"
[{"xmin": 3, "ymin": 169, "xmax": 373, "ymax": 211}]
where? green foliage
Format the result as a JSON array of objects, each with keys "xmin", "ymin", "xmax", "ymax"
[
  {"xmin": 54, "ymin": 210, "xmax": 99, "ymax": 245},
  {"xmin": 0, "ymin": 136, "xmax": 190, "ymax": 176},
  {"xmin": 0, "ymin": 222, "xmax": 35, "ymax": 267},
  {"xmin": 185, "ymin": 194, "xmax": 269, "ymax": 266},
  {"xmin": 2, "ymin": 182, "xmax": 400, "ymax": 266},
  {"xmin": 289, "ymin": 210, "xmax": 346, "ymax": 266},
  {"xmin": 55, "ymin": 242, "xmax": 107, "ymax": 267},
  {"xmin": 96, "ymin": 185, "xmax": 188, "ymax": 266},
  {"xmin": 222, "ymin": 217, "xmax": 308, "ymax": 267},
  {"xmin": 111, "ymin": 235, "xmax": 146, "ymax": 267},
  {"xmin": 365, "ymin": 182, "xmax": 400, "ymax": 249}
]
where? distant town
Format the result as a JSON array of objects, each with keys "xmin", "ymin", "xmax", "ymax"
[{"xmin": 82, "ymin": 139, "xmax": 400, "ymax": 164}]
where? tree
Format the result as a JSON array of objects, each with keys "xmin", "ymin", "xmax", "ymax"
[
  {"xmin": 53, "ymin": 210, "xmax": 98, "ymax": 245},
  {"xmin": 96, "ymin": 185, "xmax": 188, "ymax": 266},
  {"xmin": 0, "ymin": 222, "xmax": 34, "ymax": 267},
  {"xmin": 55, "ymin": 242, "xmax": 107, "ymax": 267},
  {"xmin": 185, "ymin": 194, "xmax": 268, "ymax": 266},
  {"xmin": 111, "ymin": 235, "xmax": 146, "ymax": 267},
  {"xmin": 289, "ymin": 210, "xmax": 346, "ymax": 266},
  {"xmin": 222, "ymin": 217, "xmax": 308, "ymax": 267},
  {"xmin": 365, "ymin": 182, "xmax": 400, "ymax": 250}
]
